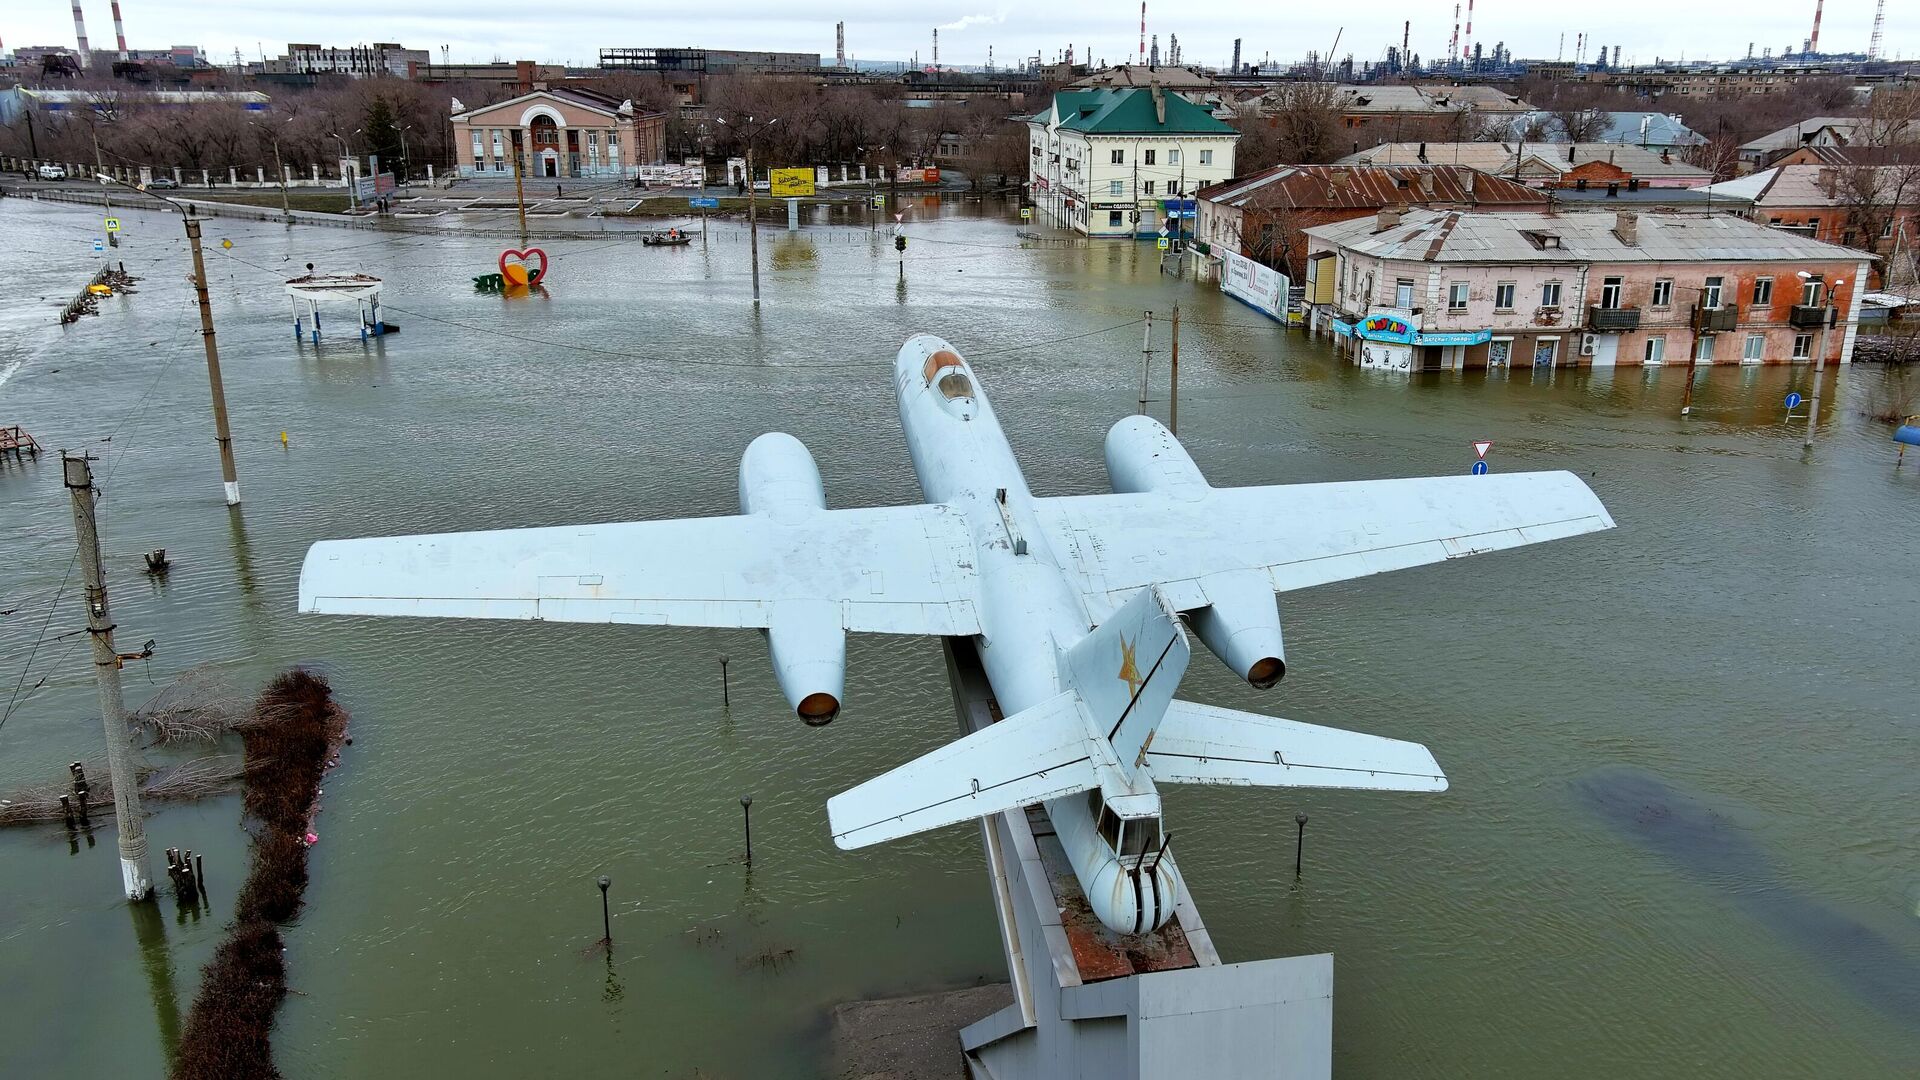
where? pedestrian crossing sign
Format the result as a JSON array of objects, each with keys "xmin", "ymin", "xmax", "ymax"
[
  {"xmin": 1156, "ymin": 238, "xmax": 1169, "ymax": 250},
  {"xmin": 104, "ymin": 217, "xmax": 121, "ymax": 232}
]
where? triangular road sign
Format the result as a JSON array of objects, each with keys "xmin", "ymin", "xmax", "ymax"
[{"xmin": 1473, "ymin": 440, "xmax": 1493, "ymax": 459}]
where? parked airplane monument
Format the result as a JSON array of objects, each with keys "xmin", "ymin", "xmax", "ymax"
[{"xmin": 299, "ymin": 335, "xmax": 1615, "ymax": 935}]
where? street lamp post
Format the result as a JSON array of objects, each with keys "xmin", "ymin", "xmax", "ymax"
[
  {"xmin": 249, "ymin": 116, "xmax": 293, "ymax": 225},
  {"xmin": 398, "ymin": 124, "xmax": 414, "ymax": 191},
  {"xmin": 330, "ymin": 131, "xmax": 357, "ymax": 209},
  {"xmin": 717, "ymin": 115, "xmax": 779, "ymax": 306}
]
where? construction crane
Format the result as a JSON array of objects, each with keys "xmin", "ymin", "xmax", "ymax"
[{"xmin": 1869, "ymin": 0, "xmax": 1885, "ymax": 60}]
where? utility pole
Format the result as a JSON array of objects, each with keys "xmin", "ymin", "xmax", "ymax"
[
  {"xmin": 1139, "ymin": 311, "xmax": 1154, "ymax": 415},
  {"xmin": 1804, "ymin": 275, "xmax": 1845, "ymax": 449},
  {"xmin": 64, "ymin": 453, "xmax": 154, "ymax": 902},
  {"xmin": 183, "ymin": 210, "xmax": 241, "ymax": 505},
  {"xmin": 747, "ymin": 138, "xmax": 761, "ymax": 304},
  {"xmin": 91, "ymin": 128, "xmax": 117, "ymax": 248},
  {"xmin": 1169, "ymin": 304, "xmax": 1180, "ymax": 436}
]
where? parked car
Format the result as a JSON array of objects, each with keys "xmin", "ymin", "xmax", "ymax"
[
  {"xmin": 146, "ymin": 177, "xmax": 179, "ymax": 190},
  {"xmin": 36, "ymin": 164, "xmax": 67, "ymax": 180}
]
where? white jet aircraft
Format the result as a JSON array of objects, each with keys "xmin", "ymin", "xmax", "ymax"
[{"xmin": 299, "ymin": 335, "xmax": 1614, "ymax": 936}]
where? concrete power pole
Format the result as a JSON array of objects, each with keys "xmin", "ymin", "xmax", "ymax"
[
  {"xmin": 64, "ymin": 454, "xmax": 155, "ymax": 901},
  {"xmin": 183, "ymin": 210, "xmax": 242, "ymax": 505}
]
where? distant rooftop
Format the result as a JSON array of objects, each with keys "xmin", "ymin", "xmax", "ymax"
[
  {"xmin": 1197, "ymin": 164, "xmax": 1546, "ymax": 210},
  {"xmin": 1032, "ymin": 87, "xmax": 1236, "ymax": 136},
  {"xmin": 1339, "ymin": 141, "xmax": 1710, "ymax": 181}
]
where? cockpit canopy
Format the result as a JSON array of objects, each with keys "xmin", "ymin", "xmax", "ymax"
[
  {"xmin": 1089, "ymin": 790, "xmax": 1163, "ymax": 860},
  {"xmin": 920, "ymin": 348, "xmax": 976, "ymax": 415}
]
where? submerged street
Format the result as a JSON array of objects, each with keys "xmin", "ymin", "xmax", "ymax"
[{"xmin": 2, "ymin": 194, "xmax": 1916, "ymax": 1078}]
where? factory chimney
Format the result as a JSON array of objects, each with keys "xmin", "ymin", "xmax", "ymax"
[
  {"xmin": 1150, "ymin": 34, "xmax": 1159, "ymax": 69},
  {"xmin": 111, "ymin": 0, "xmax": 128, "ymax": 61},
  {"xmin": 1231, "ymin": 37, "xmax": 1241, "ymax": 73},
  {"xmin": 72, "ymin": 1, "xmax": 92, "ymax": 67},
  {"xmin": 1139, "ymin": 2, "xmax": 1146, "ymax": 65},
  {"xmin": 932, "ymin": 28, "xmax": 939, "ymax": 73},
  {"xmin": 1808, "ymin": 0, "xmax": 1823, "ymax": 55},
  {"xmin": 835, "ymin": 22, "xmax": 845, "ymax": 68}
]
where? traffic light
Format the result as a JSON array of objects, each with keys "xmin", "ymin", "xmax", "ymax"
[{"xmin": 894, "ymin": 234, "xmax": 907, "ymax": 252}]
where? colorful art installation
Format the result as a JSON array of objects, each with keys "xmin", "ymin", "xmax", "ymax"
[{"xmin": 475, "ymin": 248, "xmax": 549, "ymax": 292}]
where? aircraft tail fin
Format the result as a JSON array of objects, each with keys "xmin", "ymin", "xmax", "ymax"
[{"xmin": 1062, "ymin": 585, "xmax": 1191, "ymax": 778}]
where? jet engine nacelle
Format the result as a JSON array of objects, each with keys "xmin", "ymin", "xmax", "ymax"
[
  {"xmin": 1104, "ymin": 415, "xmax": 1208, "ymax": 500},
  {"xmin": 1189, "ymin": 571, "xmax": 1287, "ymax": 688},
  {"xmin": 739, "ymin": 436, "xmax": 844, "ymax": 723},
  {"xmin": 739, "ymin": 432, "xmax": 827, "ymax": 522},
  {"xmin": 767, "ymin": 599, "xmax": 845, "ymax": 725}
]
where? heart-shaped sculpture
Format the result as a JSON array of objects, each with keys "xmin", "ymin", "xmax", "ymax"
[{"xmin": 498, "ymin": 247, "xmax": 548, "ymax": 287}]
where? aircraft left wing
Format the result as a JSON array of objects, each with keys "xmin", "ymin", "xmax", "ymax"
[
  {"xmin": 298, "ymin": 503, "xmax": 981, "ymax": 635},
  {"xmin": 1036, "ymin": 471, "xmax": 1612, "ymax": 618}
]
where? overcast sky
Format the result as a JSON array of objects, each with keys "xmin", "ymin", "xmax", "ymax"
[{"xmin": 6, "ymin": 2, "xmax": 1910, "ymax": 70}]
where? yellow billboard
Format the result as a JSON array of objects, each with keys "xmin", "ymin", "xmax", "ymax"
[{"xmin": 769, "ymin": 168, "xmax": 816, "ymax": 197}]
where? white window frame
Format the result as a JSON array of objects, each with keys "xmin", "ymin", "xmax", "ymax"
[
  {"xmin": 1109, "ymin": 180, "xmax": 1123, "ymax": 196},
  {"xmin": 1644, "ymin": 335, "xmax": 1666, "ymax": 365},
  {"xmin": 1145, "ymin": 149, "xmax": 1157, "ymax": 165},
  {"xmin": 1742, "ymin": 333, "xmax": 1765, "ymax": 363},
  {"xmin": 1702, "ymin": 276, "xmax": 1724, "ymax": 309},
  {"xmin": 1168, "ymin": 148, "xmax": 1180, "ymax": 164},
  {"xmin": 1793, "ymin": 332, "xmax": 1813, "ymax": 358},
  {"xmin": 1144, "ymin": 180, "xmax": 1156, "ymax": 195},
  {"xmin": 1395, "ymin": 279, "xmax": 1416, "ymax": 307},
  {"xmin": 1111, "ymin": 149, "xmax": 1124, "ymax": 164},
  {"xmin": 1801, "ymin": 279, "xmax": 1823, "ymax": 306},
  {"xmin": 1600, "ymin": 276, "xmax": 1623, "ymax": 308},
  {"xmin": 1752, "ymin": 277, "xmax": 1773, "ymax": 306},
  {"xmin": 1541, "ymin": 280, "xmax": 1563, "ymax": 307},
  {"xmin": 1652, "ymin": 278, "xmax": 1674, "ymax": 307},
  {"xmin": 1199, "ymin": 149, "xmax": 1213, "ymax": 165},
  {"xmin": 1495, "ymin": 281, "xmax": 1516, "ymax": 310},
  {"xmin": 1695, "ymin": 335, "xmax": 1716, "ymax": 362},
  {"xmin": 1448, "ymin": 282, "xmax": 1469, "ymax": 310}
]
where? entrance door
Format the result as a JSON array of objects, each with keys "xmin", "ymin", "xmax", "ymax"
[
  {"xmin": 1533, "ymin": 338, "xmax": 1559, "ymax": 368},
  {"xmin": 542, "ymin": 154, "xmax": 558, "ymax": 178},
  {"xmin": 1591, "ymin": 335, "xmax": 1619, "ymax": 368}
]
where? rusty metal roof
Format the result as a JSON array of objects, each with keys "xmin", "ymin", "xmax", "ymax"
[
  {"xmin": 1337, "ymin": 142, "xmax": 1711, "ymax": 181},
  {"xmin": 1196, "ymin": 165, "xmax": 1547, "ymax": 211},
  {"xmin": 1305, "ymin": 208, "xmax": 1873, "ymax": 265}
]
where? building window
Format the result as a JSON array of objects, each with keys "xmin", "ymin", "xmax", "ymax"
[
  {"xmin": 1645, "ymin": 335, "xmax": 1666, "ymax": 364},
  {"xmin": 1145, "ymin": 149, "xmax": 1157, "ymax": 165},
  {"xmin": 1448, "ymin": 282, "xmax": 1469, "ymax": 310},
  {"xmin": 1168, "ymin": 149, "xmax": 1180, "ymax": 164},
  {"xmin": 1743, "ymin": 333, "xmax": 1766, "ymax": 363},
  {"xmin": 1495, "ymin": 282, "xmax": 1516, "ymax": 310},
  {"xmin": 1884, "ymin": 220, "xmax": 1896, "ymax": 238},
  {"xmin": 1109, "ymin": 180, "xmax": 1123, "ymax": 195},
  {"xmin": 1793, "ymin": 333, "xmax": 1813, "ymax": 358},
  {"xmin": 1801, "ymin": 279, "xmax": 1823, "ymax": 306},
  {"xmin": 1541, "ymin": 281, "xmax": 1562, "ymax": 307},
  {"xmin": 1144, "ymin": 180, "xmax": 1156, "ymax": 195},
  {"xmin": 1806, "ymin": 217, "xmax": 1820, "ymax": 235},
  {"xmin": 1600, "ymin": 276, "xmax": 1623, "ymax": 308},
  {"xmin": 491, "ymin": 129, "xmax": 504, "ymax": 159},
  {"xmin": 1199, "ymin": 149, "xmax": 1213, "ymax": 165},
  {"xmin": 1396, "ymin": 279, "xmax": 1415, "ymax": 307},
  {"xmin": 1696, "ymin": 335, "xmax": 1716, "ymax": 362},
  {"xmin": 1652, "ymin": 278, "xmax": 1673, "ymax": 307},
  {"xmin": 1702, "ymin": 276, "xmax": 1723, "ymax": 309},
  {"xmin": 1109, "ymin": 210, "xmax": 1124, "ymax": 227},
  {"xmin": 471, "ymin": 132, "xmax": 483, "ymax": 160},
  {"xmin": 1111, "ymin": 149, "xmax": 1124, "ymax": 164},
  {"xmin": 1843, "ymin": 229, "xmax": 1857, "ymax": 247},
  {"xmin": 1752, "ymin": 277, "xmax": 1773, "ymax": 306}
]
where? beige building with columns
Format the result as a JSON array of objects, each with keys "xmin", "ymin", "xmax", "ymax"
[{"xmin": 451, "ymin": 86, "xmax": 668, "ymax": 181}]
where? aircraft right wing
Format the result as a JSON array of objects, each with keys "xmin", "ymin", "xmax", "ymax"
[
  {"xmin": 1146, "ymin": 699, "xmax": 1447, "ymax": 792},
  {"xmin": 826, "ymin": 691, "xmax": 1106, "ymax": 850},
  {"xmin": 1036, "ymin": 471, "xmax": 1613, "ymax": 618}
]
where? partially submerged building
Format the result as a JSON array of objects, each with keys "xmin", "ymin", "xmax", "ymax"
[
  {"xmin": 1338, "ymin": 142, "xmax": 1712, "ymax": 189},
  {"xmin": 1026, "ymin": 87, "xmax": 1239, "ymax": 237},
  {"xmin": 1302, "ymin": 208, "xmax": 1871, "ymax": 371}
]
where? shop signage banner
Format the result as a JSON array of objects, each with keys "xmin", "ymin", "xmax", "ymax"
[
  {"xmin": 769, "ymin": 168, "xmax": 816, "ymax": 197},
  {"xmin": 1220, "ymin": 249, "xmax": 1289, "ymax": 321}
]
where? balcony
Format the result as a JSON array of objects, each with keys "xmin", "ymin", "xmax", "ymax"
[
  {"xmin": 1588, "ymin": 305, "xmax": 1642, "ymax": 331},
  {"xmin": 1692, "ymin": 304, "xmax": 1739, "ymax": 332},
  {"xmin": 1788, "ymin": 305, "xmax": 1831, "ymax": 329}
]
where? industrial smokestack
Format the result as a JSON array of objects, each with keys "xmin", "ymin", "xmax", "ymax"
[
  {"xmin": 1809, "ymin": 0, "xmax": 1823, "ymax": 54},
  {"xmin": 1139, "ymin": 2, "xmax": 1146, "ymax": 66},
  {"xmin": 835, "ymin": 21, "xmax": 844, "ymax": 68},
  {"xmin": 1232, "ymin": 37, "xmax": 1241, "ymax": 72},
  {"xmin": 72, "ymin": 1, "xmax": 91, "ymax": 67},
  {"xmin": 932, "ymin": 28, "xmax": 938, "ymax": 73},
  {"xmin": 111, "ymin": 0, "xmax": 128, "ymax": 61}
]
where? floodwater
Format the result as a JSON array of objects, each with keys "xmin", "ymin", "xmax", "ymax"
[{"xmin": 2, "ymin": 195, "xmax": 1917, "ymax": 1078}]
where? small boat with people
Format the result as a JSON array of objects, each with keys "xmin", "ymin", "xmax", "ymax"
[{"xmin": 642, "ymin": 230, "xmax": 693, "ymax": 247}]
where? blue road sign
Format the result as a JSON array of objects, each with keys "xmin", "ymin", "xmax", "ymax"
[
  {"xmin": 1785, "ymin": 392, "xmax": 1803, "ymax": 410},
  {"xmin": 689, "ymin": 197, "xmax": 720, "ymax": 209},
  {"xmin": 1471, "ymin": 460, "xmax": 1489, "ymax": 476},
  {"xmin": 91, "ymin": 238, "xmax": 104, "ymax": 252}
]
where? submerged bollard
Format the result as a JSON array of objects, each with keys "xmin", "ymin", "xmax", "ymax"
[
  {"xmin": 1294, "ymin": 812, "xmax": 1309, "ymax": 876},
  {"xmin": 740, "ymin": 794, "xmax": 753, "ymax": 866},
  {"xmin": 720, "ymin": 656, "xmax": 730, "ymax": 707},
  {"xmin": 597, "ymin": 875, "xmax": 612, "ymax": 945}
]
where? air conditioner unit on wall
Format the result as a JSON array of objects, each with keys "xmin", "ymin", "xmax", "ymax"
[{"xmin": 1580, "ymin": 333, "xmax": 1599, "ymax": 356}]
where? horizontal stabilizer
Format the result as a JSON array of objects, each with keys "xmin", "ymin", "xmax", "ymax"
[
  {"xmin": 1145, "ymin": 699, "xmax": 1446, "ymax": 792},
  {"xmin": 827, "ymin": 691, "xmax": 1102, "ymax": 850}
]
